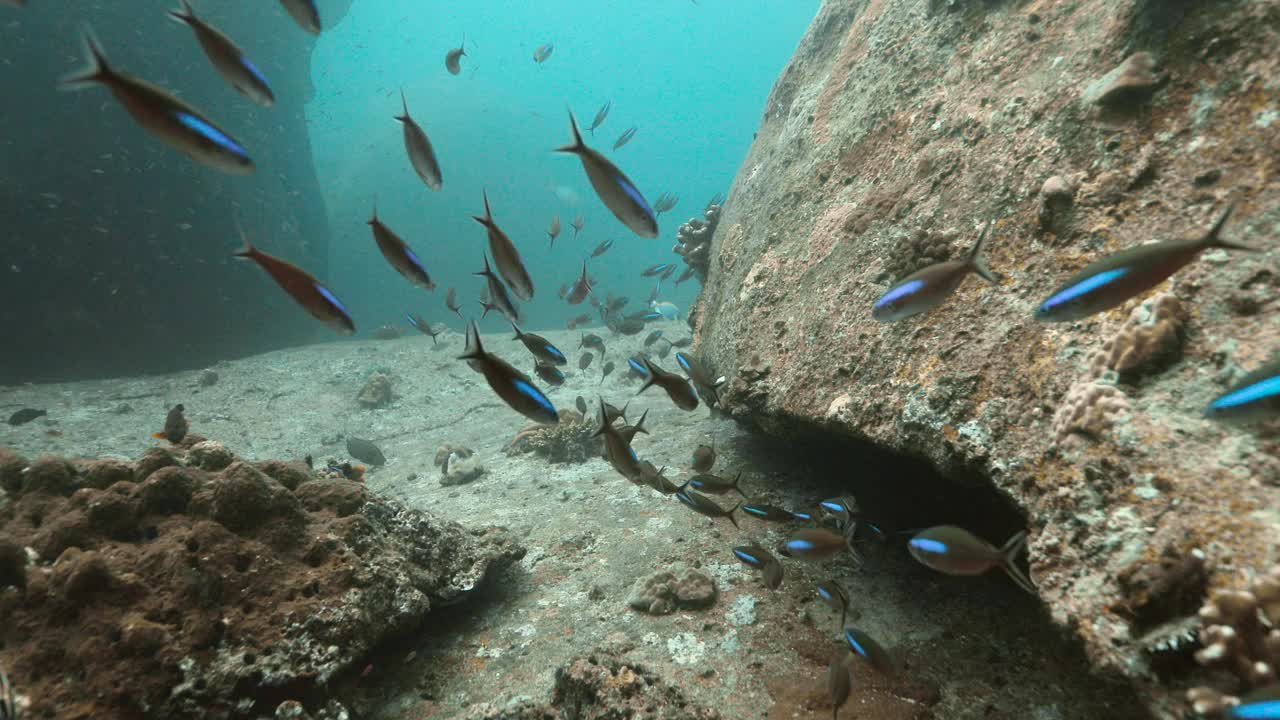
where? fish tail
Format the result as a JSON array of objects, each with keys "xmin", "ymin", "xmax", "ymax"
[
  {"xmin": 395, "ymin": 88, "xmax": 409, "ymax": 122},
  {"xmin": 60, "ymin": 25, "xmax": 113, "ymax": 89},
  {"xmin": 967, "ymin": 220, "xmax": 1000, "ymax": 284},
  {"xmin": 727, "ymin": 503, "xmax": 741, "ymax": 529},
  {"xmin": 457, "ymin": 320, "xmax": 484, "ymax": 360},
  {"xmin": 231, "ymin": 220, "xmax": 256, "ymax": 259},
  {"xmin": 1203, "ymin": 202, "xmax": 1255, "ymax": 251},
  {"xmin": 167, "ymin": 0, "xmax": 195, "ymax": 24},
  {"xmin": 999, "ymin": 531, "xmax": 1037, "ymax": 595},
  {"xmin": 151, "ymin": 431, "xmax": 167, "ymax": 439},
  {"xmin": 556, "ymin": 109, "xmax": 586, "ymax": 154},
  {"xmin": 472, "ymin": 191, "xmax": 494, "ymax": 228}
]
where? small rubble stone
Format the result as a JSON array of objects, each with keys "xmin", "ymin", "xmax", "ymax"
[
  {"xmin": 1084, "ymin": 52, "xmax": 1159, "ymax": 108},
  {"xmin": 198, "ymin": 369, "xmax": 219, "ymax": 387},
  {"xmin": 356, "ymin": 372, "xmax": 393, "ymax": 408}
]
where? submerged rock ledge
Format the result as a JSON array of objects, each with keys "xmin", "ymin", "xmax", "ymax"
[
  {"xmin": 0, "ymin": 439, "xmax": 524, "ymax": 719},
  {"xmin": 695, "ymin": 0, "xmax": 1279, "ymax": 716}
]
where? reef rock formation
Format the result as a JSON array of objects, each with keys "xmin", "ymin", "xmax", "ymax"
[
  {"xmin": 0, "ymin": 441, "xmax": 524, "ymax": 719},
  {"xmin": 694, "ymin": 1, "xmax": 1279, "ymax": 716}
]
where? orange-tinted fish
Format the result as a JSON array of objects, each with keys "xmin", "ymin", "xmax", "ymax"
[
  {"xmin": 567, "ymin": 261, "xmax": 592, "ymax": 305},
  {"xmin": 369, "ymin": 201, "xmax": 435, "ymax": 290},
  {"xmin": 235, "ymin": 228, "xmax": 354, "ymax": 334},
  {"xmin": 152, "ymin": 403, "xmax": 188, "ymax": 443}
]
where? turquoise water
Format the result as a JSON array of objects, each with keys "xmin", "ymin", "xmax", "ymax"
[{"xmin": 307, "ymin": 0, "xmax": 815, "ymax": 333}]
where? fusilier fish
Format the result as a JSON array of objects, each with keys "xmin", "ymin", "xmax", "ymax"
[
  {"xmin": 567, "ymin": 261, "xmax": 592, "ymax": 304},
  {"xmin": 235, "ymin": 228, "xmax": 353, "ymax": 334},
  {"xmin": 733, "ymin": 544, "xmax": 783, "ymax": 589},
  {"xmin": 599, "ymin": 360, "xmax": 615, "ymax": 383},
  {"xmin": 1036, "ymin": 204, "xmax": 1250, "ymax": 322},
  {"xmin": 743, "ymin": 504, "xmax": 811, "ymax": 523},
  {"xmin": 169, "ymin": 1, "xmax": 274, "ymax": 106},
  {"xmin": 474, "ymin": 191, "xmax": 534, "ymax": 300},
  {"xmin": 1204, "ymin": 358, "xmax": 1280, "ymax": 423},
  {"xmin": 641, "ymin": 263, "xmax": 674, "ymax": 277},
  {"xmin": 783, "ymin": 528, "xmax": 848, "ymax": 561},
  {"xmin": 843, "ymin": 627, "xmax": 897, "ymax": 679},
  {"xmin": 590, "ymin": 100, "xmax": 611, "ymax": 134},
  {"xmin": 907, "ymin": 526, "xmax": 1035, "ymax": 594},
  {"xmin": 396, "ymin": 90, "xmax": 443, "ymax": 191},
  {"xmin": 579, "ymin": 352, "xmax": 594, "ymax": 370},
  {"xmin": 675, "ymin": 485, "xmax": 739, "ymax": 528},
  {"xmin": 638, "ymin": 357, "xmax": 699, "ymax": 411},
  {"xmin": 689, "ymin": 471, "xmax": 745, "ymax": 498},
  {"xmin": 556, "ymin": 111, "xmax": 658, "ymax": 239},
  {"xmin": 407, "ymin": 313, "xmax": 441, "ymax": 344},
  {"xmin": 445, "ymin": 287, "xmax": 463, "ymax": 316},
  {"xmin": 547, "ymin": 215, "xmax": 562, "ymax": 247},
  {"xmin": 61, "ymin": 29, "xmax": 253, "ymax": 174},
  {"xmin": 512, "ymin": 322, "xmax": 567, "ymax": 365},
  {"xmin": 278, "ymin": 0, "xmax": 320, "ymax": 33},
  {"xmin": 873, "ymin": 221, "xmax": 997, "ymax": 322},
  {"xmin": 535, "ymin": 362, "xmax": 566, "ymax": 386},
  {"xmin": 613, "ymin": 125, "xmax": 637, "ymax": 150},
  {"xmin": 580, "ymin": 333, "xmax": 605, "ymax": 352},
  {"xmin": 445, "ymin": 37, "xmax": 466, "ymax": 75},
  {"xmin": 591, "ymin": 239, "xmax": 614, "ymax": 258},
  {"xmin": 593, "ymin": 399, "xmax": 642, "ymax": 480},
  {"xmin": 369, "ymin": 201, "xmax": 434, "ymax": 290},
  {"xmin": 816, "ymin": 580, "xmax": 848, "ymax": 626},
  {"xmin": 459, "ymin": 321, "xmax": 559, "ymax": 424},
  {"xmin": 533, "ymin": 43, "xmax": 554, "ymax": 63},
  {"xmin": 827, "ymin": 652, "xmax": 852, "ymax": 720},
  {"xmin": 571, "ymin": 215, "xmax": 585, "ymax": 237},
  {"xmin": 473, "ymin": 254, "xmax": 521, "ymax": 323}
]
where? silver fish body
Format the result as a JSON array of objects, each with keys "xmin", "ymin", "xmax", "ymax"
[
  {"xmin": 474, "ymin": 254, "xmax": 521, "ymax": 323},
  {"xmin": 590, "ymin": 99, "xmax": 611, "ymax": 134},
  {"xmin": 613, "ymin": 125, "xmax": 637, "ymax": 150},
  {"xmin": 547, "ymin": 215, "xmax": 562, "ymax": 246},
  {"xmin": 533, "ymin": 43, "xmax": 554, "ymax": 63},
  {"xmin": 572, "ymin": 214, "xmax": 585, "ymax": 236},
  {"xmin": 873, "ymin": 222, "xmax": 996, "ymax": 322},
  {"xmin": 61, "ymin": 30, "xmax": 253, "ymax": 175},
  {"xmin": 474, "ymin": 191, "xmax": 534, "ymax": 300},
  {"xmin": 395, "ymin": 90, "xmax": 443, "ymax": 191},
  {"xmin": 278, "ymin": 0, "xmax": 321, "ymax": 34},
  {"xmin": 170, "ymin": 1, "xmax": 274, "ymax": 106},
  {"xmin": 557, "ymin": 111, "xmax": 658, "ymax": 239},
  {"xmin": 369, "ymin": 203, "xmax": 434, "ymax": 290},
  {"xmin": 1036, "ymin": 204, "xmax": 1247, "ymax": 322}
]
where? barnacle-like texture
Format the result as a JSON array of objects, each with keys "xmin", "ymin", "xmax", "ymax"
[
  {"xmin": 506, "ymin": 410, "xmax": 595, "ymax": 464},
  {"xmin": 674, "ymin": 203, "xmax": 722, "ymax": 282},
  {"xmin": 883, "ymin": 227, "xmax": 956, "ymax": 283},
  {"xmin": 1051, "ymin": 380, "xmax": 1132, "ymax": 444},
  {"xmin": 626, "ymin": 567, "xmax": 717, "ymax": 615},
  {"xmin": 1089, "ymin": 293, "xmax": 1188, "ymax": 379},
  {"xmin": 356, "ymin": 371, "xmax": 393, "ymax": 408},
  {"xmin": 1186, "ymin": 565, "xmax": 1280, "ymax": 716}
]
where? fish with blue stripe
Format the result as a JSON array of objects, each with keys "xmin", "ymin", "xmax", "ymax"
[
  {"xmin": 816, "ymin": 580, "xmax": 848, "ymax": 626},
  {"xmin": 1204, "ymin": 358, "xmax": 1280, "ymax": 424},
  {"xmin": 534, "ymin": 362, "xmax": 566, "ymax": 387},
  {"xmin": 782, "ymin": 528, "xmax": 848, "ymax": 561},
  {"xmin": 61, "ymin": 28, "xmax": 253, "ymax": 174},
  {"xmin": 638, "ymin": 356, "xmax": 699, "ymax": 411},
  {"xmin": 873, "ymin": 220, "xmax": 998, "ymax": 322},
  {"xmin": 843, "ymin": 627, "xmax": 897, "ymax": 679},
  {"xmin": 474, "ymin": 191, "xmax": 534, "ymax": 300},
  {"xmin": 406, "ymin": 313, "xmax": 441, "ymax": 344},
  {"xmin": 593, "ymin": 398, "xmax": 642, "ymax": 480},
  {"xmin": 907, "ymin": 526, "xmax": 1035, "ymax": 594},
  {"xmin": 169, "ymin": 1, "xmax": 274, "ymax": 106},
  {"xmin": 1036, "ymin": 204, "xmax": 1252, "ymax": 322},
  {"xmin": 733, "ymin": 544, "xmax": 783, "ymax": 589},
  {"xmin": 688, "ymin": 471, "xmax": 746, "ymax": 498},
  {"xmin": 674, "ymin": 484, "xmax": 740, "ymax": 528},
  {"xmin": 556, "ymin": 110, "xmax": 658, "ymax": 238},
  {"xmin": 459, "ymin": 320, "xmax": 559, "ymax": 424},
  {"xmin": 369, "ymin": 201, "xmax": 435, "ymax": 290},
  {"xmin": 234, "ymin": 226, "xmax": 352, "ymax": 334},
  {"xmin": 1229, "ymin": 684, "xmax": 1280, "ymax": 719},
  {"xmin": 511, "ymin": 322, "xmax": 567, "ymax": 366},
  {"xmin": 473, "ymin": 254, "xmax": 521, "ymax": 324},
  {"xmin": 828, "ymin": 651, "xmax": 853, "ymax": 720},
  {"xmin": 278, "ymin": 0, "xmax": 321, "ymax": 34},
  {"xmin": 742, "ymin": 503, "xmax": 809, "ymax": 522}
]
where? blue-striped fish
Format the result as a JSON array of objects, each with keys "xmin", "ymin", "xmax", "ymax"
[
  {"xmin": 1230, "ymin": 684, "xmax": 1280, "ymax": 720},
  {"xmin": 459, "ymin": 320, "xmax": 558, "ymax": 424},
  {"xmin": 1204, "ymin": 359, "xmax": 1280, "ymax": 424},
  {"xmin": 234, "ymin": 228, "xmax": 352, "ymax": 334},
  {"xmin": 512, "ymin": 322, "xmax": 567, "ymax": 366},
  {"xmin": 674, "ymin": 485, "xmax": 740, "ymax": 528},
  {"xmin": 590, "ymin": 100, "xmax": 611, "ymax": 134},
  {"xmin": 593, "ymin": 398, "xmax": 642, "ymax": 480},
  {"xmin": 733, "ymin": 544, "xmax": 783, "ymax": 589},
  {"xmin": 873, "ymin": 222, "xmax": 997, "ymax": 322},
  {"xmin": 473, "ymin": 254, "xmax": 521, "ymax": 324},
  {"xmin": 61, "ymin": 29, "xmax": 253, "ymax": 174},
  {"xmin": 533, "ymin": 43, "xmax": 554, "ymax": 63},
  {"xmin": 907, "ymin": 526, "xmax": 1035, "ymax": 594},
  {"xmin": 843, "ymin": 627, "xmax": 897, "ymax": 679},
  {"xmin": 557, "ymin": 111, "xmax": 658, "ymax": 239},
  {"xmin": 638, "ymin": 357, "xmax": 699, "ymax": 411},
  {"xmin": 406, "ymin": 313, "xmax": 441, "ymax": 344},
  {"xmin": 816, "ymin": 580, "xmax": 848, "ymax": 626},
  {"xmin": 613, "ymin": 125, "xmax": 637, "ymax": 150},
  {"xmin": 1036, "ymin": 204, "xmax": 1251, "ymax": 322},
  {"xmin": 474, "ymin": 191, "xmax": 534, "ymax": 300},
  {"xmin": 170, "ymin": 1, "xmax": 274, "ymax": 106},
  {"xmin": 782, "ymin": 528, "xmax": 848, "ymax": 561},
  {"xmin": 279, "ymin": 0, "xmax": 320, "ymax": 34},
  {"xmin": 369, "ymin": 201, "xmax": 435, "ymax": 290}
]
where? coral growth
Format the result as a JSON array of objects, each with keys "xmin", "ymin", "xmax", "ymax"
[
  {"xmin": 1186, "ymin": 565, "xmax": 1280, "ymax": 716},
  {"xmin": 466, "ymin": 650, "xmax": 723, "ymax": 719},
  {"xmin": 626, "ymin": 567, "xmax": 717, "ymax": 615},
  {"xmin": 505, "ymin": 410, "xmax": 597, "ymax": 464},
  {"xmin": 1052, "ymin": 380, "xmax": 1132, "ymax": 445},
  {"xmin": 1089, "ymin": 293, "xmax": 1188, "ymax": 379},
  {"xmin": 436, "ymin": 445, "xmax": 484, "ymax": 486},
  {"xmin": 1038, "ymin": 175, "xmax": 1078, "ymax": 235},
  {"xmin": 883, "ymin": 227, "xmax": 956, "ymax": 283},
  {"xmin": 356, "ymin": 371, "xmax": 393, "ymax": 408},
  {"xmin": 0, "ymin": 441, "xmax": 523, "ymax": 719},
  {"xmin": 673, "ymin": 202, "xmax": 722, "ymax": 282}
]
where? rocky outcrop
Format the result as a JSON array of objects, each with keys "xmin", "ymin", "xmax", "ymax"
[
  {"xmin": 0, "ymin": 440, "xmax": 523, "ymax": 719},
  {"xmin": 694, "ymin": 1, "xmax": 1279, "ymax": 716}
]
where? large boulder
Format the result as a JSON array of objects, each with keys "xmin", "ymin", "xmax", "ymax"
[{"xmin": 694, "ymin": 1, "xmax": 1279, "ymax": 716}]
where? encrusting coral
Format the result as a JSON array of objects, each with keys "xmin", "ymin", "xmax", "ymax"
[
  {"xmin": 1089, "ymin": 293, "xmax": 1187, "ymax": 379},
  {"xmin": 626, "ymin": 567, "xmax": 717, "ymax": 615},
  {"xmin": 505, "ymin": 410, "xmax": 597, "ymax": 464},
  {"xmin": 673, "ymin": 201, "xmax": 722, "ymax": 282},
  {"xmin": 356, "ymin": 371, "xmax": 393, "ymax": 408},
  {"xmin": 1051, "ymin": 379, "xmax": 1132, "ymax": 445},
  {"xmin": 1186, "ymin": 565, "xmax": 1280, "ymax": 716}
]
